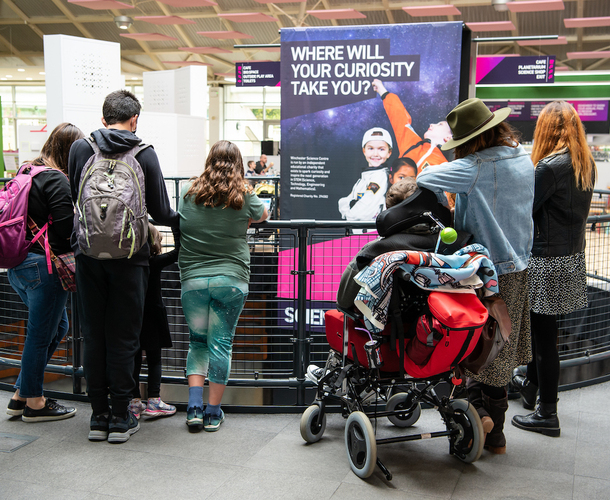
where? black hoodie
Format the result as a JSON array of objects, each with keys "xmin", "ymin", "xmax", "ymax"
[{"xmin": 68, "ymin": 128, "xmax": 179, "ymax": 266}]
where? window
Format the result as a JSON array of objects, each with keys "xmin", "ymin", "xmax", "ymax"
[{"xmin": 224, "ymin": 86, "xmax": 281, "ymax": 156}]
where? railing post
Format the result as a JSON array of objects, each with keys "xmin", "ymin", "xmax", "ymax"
[
  {"xmin": 293, "ymin": 223, "xmax": 312, "ymax": 406},
  {"xmin": 70, "ymin": 294, "xmax": 84, "ymax": 394}
]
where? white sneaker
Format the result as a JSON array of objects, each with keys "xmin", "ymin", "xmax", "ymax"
[{"xmin": 306, "ymin": 364, "xmax": 326, "ymax": 383}]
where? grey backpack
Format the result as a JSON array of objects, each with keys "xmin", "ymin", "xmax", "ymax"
[{"xmin": 74, "ymin": 137, "xmax": 149, "ymax": 259}]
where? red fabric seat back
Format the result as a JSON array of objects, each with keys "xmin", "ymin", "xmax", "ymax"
[{"xmin": 325, "ymin": 310, "xmax": 401, "ymax": 373}]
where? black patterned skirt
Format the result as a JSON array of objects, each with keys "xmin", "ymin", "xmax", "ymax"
[{"xmin": 528, "ymin": 251, "xmax": 588, "ymax": 316}]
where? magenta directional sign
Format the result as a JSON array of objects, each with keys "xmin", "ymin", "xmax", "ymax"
[
  {"xmin": 476, "ymin": 55, "xmax": 555, "ymax": 84},
  {"xmin": 236, "ymin": 61, "xmax": 280, "ymax": 87}
]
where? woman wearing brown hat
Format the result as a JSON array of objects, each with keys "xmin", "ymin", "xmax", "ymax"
[
  {"xmin": 511, "ymin": 101, "xmax": 596, "ymax": 438},
  {"xmin": 417, "ymin": 98, "xmax": 535, "ymax": 454}
]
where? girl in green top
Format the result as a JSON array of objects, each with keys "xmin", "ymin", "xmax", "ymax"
[{"xmin": 179, "ymin": 140, "xmax": 268, "ymax": 432}]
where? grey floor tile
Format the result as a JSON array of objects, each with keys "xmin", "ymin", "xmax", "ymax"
[
  {"xmin": 573, "ymin": 475, "xmax": 610, "ymax": 500},
  {"xmin": 0, "ymin": 479, "xmax": 122, "ymax": 500},
  {"xmin": 574, "ymin": 439, "xmax": 610, "ymax": 481},
  {"xmin": 94, "ymin": 452, "xmax": 241, "ymax": 499},
  {"xmin": 210, "ymin": 468, "xmax": 342, "ymax": 500},
  {"xmin": 331, "ymin": 482, "xmax": 448, "ymax": 500},
  {"xmin": 451, "ymin": 461, "xmax": 575, "ymax": 500},
  {"xmin": 575, "ymin": 410, "xmax": 610, "ymax": 444}
]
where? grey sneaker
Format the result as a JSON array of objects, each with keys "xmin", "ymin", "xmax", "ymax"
[
  {"xmin": 88, "ymin": 412, "xmax": 110, "ymax": 441},
  {"xmin": 203, "ymin": 409, "xmax": 225, "ymax": 432},
  {"xmin": 107, "ymin": 412, "xmax": 140, "ymax": 443}
]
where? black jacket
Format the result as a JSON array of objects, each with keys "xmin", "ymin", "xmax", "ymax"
[
  {"xmin": 68, "ymin": 128, "xmax": 180, "ymax": 265},
  {"xmin": 27, "ymin": 168, "xmax": 74, "ymax": 257},
  {"xmin": 531, "ymin": 150, "xmax": 594, "ymax": 257}
]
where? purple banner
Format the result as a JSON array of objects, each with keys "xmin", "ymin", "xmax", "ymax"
[
  {"xmin": 476, "ymin": 56, "xmax": 555, "ymax": 85},
  {"xmin": 236, "ymin": 61, "xmax": 281, "ymax": 87},
  {"xmin": 568, "ymin": 100, "xmax": 609, "ymax": 122},
  {"xmin": 483, "ymin": 100, "xmax": 609, "ymax": 122}
]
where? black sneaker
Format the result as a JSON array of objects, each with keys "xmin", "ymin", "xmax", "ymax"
[
  {"xmin": 107, "ymin": 412, "xmax": 140, "ymax": 443},
  {"xmin": 7, "ymin": 399, "xmax": 26, "ymax": 416},
  {"xmin": 89, "ymin": 412, "xmax": 110, "ymax": 441},
  {"xmin": 21, "ymin": 399, "xmax": 77, "ymax": 422}
]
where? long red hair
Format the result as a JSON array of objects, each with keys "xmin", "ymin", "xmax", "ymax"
[{"xmin": 531, "ymin": 101, "xmax": 596, "ymax": 190}]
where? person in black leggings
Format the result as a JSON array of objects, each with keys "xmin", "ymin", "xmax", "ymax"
[{"xmin": 512, "ymin": 101, "xmax": 596, "ymax": 437}]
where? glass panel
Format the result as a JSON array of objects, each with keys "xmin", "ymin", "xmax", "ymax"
[
  {"xmin": 16, "ymin": 105, "xmax": 46, "ymax": 118},
  {"xmin": 224, "ymin": 120, "xmax": 264, "ymax": 142},
  {"xmin": 265, "ymin": 106, "xmax": 280, "ymax": 120},
  {"xmin": 3, "ymin": 117, "xmax": 16, "ymax": 151},
  {"xmin": 15, "ymin": 86, "xmax": 46, "ymax": 105},
  {"xmin": 267, "ymin": 123, "xmax": 281, "ymax": 142}
]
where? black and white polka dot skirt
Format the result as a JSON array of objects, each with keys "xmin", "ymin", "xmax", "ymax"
[{"xmin": 528, "ymin": 251, "xmax": 588, "ymax": 315}]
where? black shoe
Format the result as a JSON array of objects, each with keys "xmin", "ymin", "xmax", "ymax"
[
  {"xmin": 21, "ymin": 399, "xmax": 77, "ymax": 422},
  {"xmin": 89, "ymin": 412, "xmax": 110, "ymax": 441},
  {"xmin": 7, "ymin": 399, "xmax": 26, "ymax": 417},
  {"xmin": 512, "ymin": 371, "xmax": 538, "ymax": 410},
  {"xmin": 511, "ymin": 402, "xmax": 560, "ymax": 437},
  {"xmin": 108, "ymin": 412, "xmax": 140, "ymax": 443}
]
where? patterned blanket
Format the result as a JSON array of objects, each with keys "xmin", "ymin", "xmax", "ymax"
[{"xmin": 353, "ymin": 244, "xmax": 499, "ymax": 332}]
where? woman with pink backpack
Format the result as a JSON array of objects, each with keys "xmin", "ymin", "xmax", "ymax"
[{"xmin": 5, "ymin": 123, "xmax": 84, "ymax": 422}]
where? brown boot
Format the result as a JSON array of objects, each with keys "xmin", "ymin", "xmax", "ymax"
[
  {"xmin": 466, "ymin": 379, "xmax": 494, "ymax": 439},
  {"xmin": 482, "ymin": 389, "xmax": 508, "ymax": 454}
]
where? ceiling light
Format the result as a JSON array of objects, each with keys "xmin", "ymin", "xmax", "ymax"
[
  {"xmin": 25, "ymin": 77, "xmax": 32, "ymax": 80},
  {"xmin": 492, "ymin": 0, "xmax": 509, "ymax": 11},
  {"xmin": 39, "ymin": 71, "xmax": 45, "ymax": 75},
  {"xmin": 131, "ymin": 77, "xmax": 138, "ymax": 80},
  {"xmin": 17, "ymin": 68, "xmax": 25, "ymax": 72},
  {"xmin": 6, "ymin": 75, "xmax": 12, "ymax": 78},
  {"xmin": 114, "ymin": 15, "xmax": 134, "ymax": 30},
  {"xmin": 1, "ymin": 78, "xmax": 6, "ymax": 81}
]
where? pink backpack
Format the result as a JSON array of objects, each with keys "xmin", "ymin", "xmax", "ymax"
[{"xmin": 0, "ymin": 165, "xmax": 51, "ymax": 269}]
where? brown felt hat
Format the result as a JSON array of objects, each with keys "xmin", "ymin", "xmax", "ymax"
[{"xmin": 441, "ymin": 98, "xmax": 512, "ymax": 151}]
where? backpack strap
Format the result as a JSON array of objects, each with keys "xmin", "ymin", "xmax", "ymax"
[
  {"xmin": 86, "ymin": 136, "xmax": 151, "ymax": 157},
  {"xmin": 27, "ymin": 216, "xmax": 52, "ymax": 275}
]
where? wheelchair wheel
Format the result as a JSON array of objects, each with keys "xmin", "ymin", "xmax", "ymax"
[
  {"xmin": 300, "ymin": 404, "xmax": 326, "ymax": 443},
  {"xmin": 446, "ymin": 399, "xmax": 484, "ymax": 463},
  {"xmin": 345, "ymin": 411, "xmax": 377, "ymax": 478},
  {"xmin": 386, "ymin": 392, "xmax": 421, "ymax": 428}
]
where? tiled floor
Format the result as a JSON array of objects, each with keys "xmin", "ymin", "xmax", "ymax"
[{"xmin": 1, "ymin": 382, "xmax": 609, "ymax": 500}]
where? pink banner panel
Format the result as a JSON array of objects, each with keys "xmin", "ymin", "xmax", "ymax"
[
  {"xmin": 135, "ymin": 16, "xmax": 196, "ymax": 25},
  {"xmin": 218, "ymin": 13, "xmax": 278, "ymax": 23},
  {"xmin": 120, "ymin": 33, "xmax": 179, "ymax": 41},
  {"xmin": 466, "ymin": 21, "xmax": 516, "ymax": 32},
  {"xmin": 507, "ymin": 0, "xmax": 564, "ymax": 12},
  {"xmin": 564, "ymin": 16, "xmax": 610, "ymax": 28},
  {"xmin": 179, "ymin": 47, "xmax": 232, "ymax": 54},
  {"xmin": 197, "ymin": 31, "xmax": 254, "ymax": 39},
  {"xmin": 68, "ymin": 0, "xmax": 134, "ymax": 9},
  {"xmin": 403, "ymin": 5, "xmax": 461, "ymax": 17},
  {"xmin": 157, "ymin": 0, "xmax": 217, "ymax": 6},
  {"xmin": 277, "ymin": 234, "xmax": 378, "ymax": 301},
  {"xmin": 307, "ymin": 9, "xmax": 366, "ymax": 20}
]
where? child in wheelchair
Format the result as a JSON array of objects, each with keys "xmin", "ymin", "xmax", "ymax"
[{"xmin": 301, "ymin": 178, "xmax": 501, "ymax": 480}]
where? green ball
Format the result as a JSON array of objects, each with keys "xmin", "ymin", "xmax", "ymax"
[{"xmin": 440, "ymin": 227, "xmax": 458, "ymax": 244}]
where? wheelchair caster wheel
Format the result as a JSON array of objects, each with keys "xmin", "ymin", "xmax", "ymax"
[{"xmin": 300, "ymin": 404, "xmax": 326, "ymax": 443}]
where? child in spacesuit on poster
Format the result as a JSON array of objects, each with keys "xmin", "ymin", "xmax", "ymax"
[{"xmin": 338, "ymin": 127, "xmax": 392, "ymax": 221}]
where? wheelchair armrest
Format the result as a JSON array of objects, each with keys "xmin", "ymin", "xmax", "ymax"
[{"xmin": 337, "ymin": 305, "xmax": 363, "ymax": 321}]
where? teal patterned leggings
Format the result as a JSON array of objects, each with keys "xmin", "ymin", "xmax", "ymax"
[{"xmin": 181, "ymin": 276, "xmax": 248, "ymax": 385}]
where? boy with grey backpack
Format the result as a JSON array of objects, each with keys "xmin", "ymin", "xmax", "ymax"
[{"xmin": 68, "ymin": 90, "xmax": 179, "ymax": 444}]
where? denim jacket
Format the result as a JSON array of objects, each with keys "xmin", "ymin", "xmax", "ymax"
[{"xmin": 417, "ymin": 144, "xmax": 535, "ymax": 275}]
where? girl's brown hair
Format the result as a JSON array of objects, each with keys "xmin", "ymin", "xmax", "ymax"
[
  {"xmin": 454, "ymin": 122, "xmax": 521, "ymax": 160},
  {"xmin": 531, "ymin": 101, "xmax": 596, "ymax": 190},
  {"xmin": 184, "ymin": 140, "xmax": 248, "ymax": 209},
  {"xmin": 30, "ymin": 122, "xmax": 84, "ymax": 174}
]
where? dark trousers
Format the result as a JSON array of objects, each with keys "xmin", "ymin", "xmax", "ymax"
[
  {"xmin": 526, "ymin": 311, "xmax": 560, "ymax": 404},
  {"xmin": 133, "ymin": 348, "xmax": 162, "ymax": 399},
  {"xmin": 76, "ymin": 255, "xmax": 149, "ymax": 417}
]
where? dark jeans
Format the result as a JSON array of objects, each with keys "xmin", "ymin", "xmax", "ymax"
[
  {"xmin": 7, "ymin": 253, "xmax": 69, "ymax": 398},
  {"xmin": 526, "ymin": 311, "xmax": 560, "ymax": 404},
  {"xmin": 133, "ymin": 348, "xmax": 162, "ymax": 399},
  {"xmin": 76, "ymin": 255, "xmax": 149, "ymax": 416}
]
